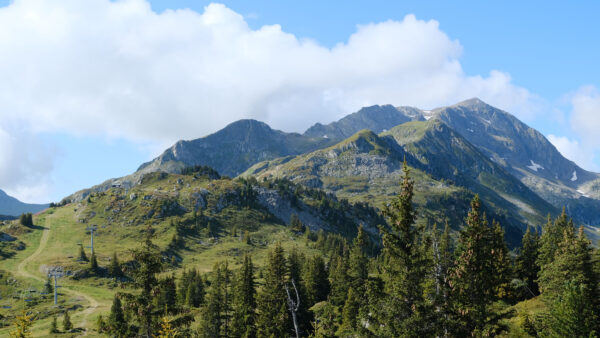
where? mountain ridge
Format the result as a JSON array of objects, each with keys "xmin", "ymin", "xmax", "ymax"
[{"xmin": 0, "ymin": 189, "xmax": 48, "ymax": 216}]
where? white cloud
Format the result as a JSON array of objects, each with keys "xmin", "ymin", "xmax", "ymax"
[
  {"xmin": 570, "ymin": 86, "xmax": 600, "ymax": 148},
  {"xmin": 547, "ymin": 134, "xmax": 597, "ymax": 171},
  {"xmin": 0, "ymin": 124, "xmax": 56, "ymax": 202},
  {"xmin": 0, "ymin": 0, "xmax": 543, "ymax": 200}
]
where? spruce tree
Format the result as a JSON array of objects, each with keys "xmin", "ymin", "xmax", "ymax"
[
  {"xmin": 515, "ymin": 225, "xmax": 540, "ymax": 297},
  {"xmin": 123, "ymin": 225, "xmax": 163, "ymax": 337},
  {"xmin": 348, "ymin": 225, "xmax": 368, "ymax": 292},
  {"xmin": 544, "ymin": 281, "xmax": 598, "ymax": 337},
  {"xmin": 89, "ymin": 252, "xmax": 99, "ymax": 273},
  {"xmin": 45, "ymin": 275, "xmax": 53, "ymax": 294},
  {"xmin": 450, "ymin": 195, "xmax": 501, "ymax": 334},
  {"xmin": 431, "ymin": 222, "xmax": 455, "ymax": 337},
  {"xmin": 376, "ymin": 160, "xmax": 430, "ymax": 336},
  {"xmin": 109, "ymin": 252, "xmax": 122, "ymax": 277},
  {"xmin": 303, "ymin": 254, "xmax": 330, "ymax": 308},
  {"xmin": 491, "ymin": 220, "xmax": 512, "ymax": 299},
  {"xmin": 108, "ymin": 295, "xmax": 127, "ymax": 336},
  {"xmin": 231, "ymin": 255, "xmax": 257, "ymax": 338},
  {"xmin": 50, "ymin": 315, "xmax": 58, "ymax": 334},
  {"xmin": 328, "ymin": 252, "xmax": 350, "ymax": 307},
  {"xmin": 63, "ymin": 310, "xmax": 73, "ymax": 331},
  {"xmin": 199, "ymin": 261, "xmax": 231, "ymax": 337},
  {"xmin": 337, "ymin": 287, "xmax": 359, "ymax": 336},
  {"xmin": 256, "ymin": 243, "xmax": 290, "ymax": 337}
]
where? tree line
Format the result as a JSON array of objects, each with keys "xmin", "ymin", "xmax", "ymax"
[{"xmin": 93, "ymin": 162, "xmax": 600, "ymax": 337}]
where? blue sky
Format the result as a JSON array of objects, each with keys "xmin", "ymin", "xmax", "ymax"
[{"xmin": 0, "ymin": 0, "xmax": 598, "ymax": 203}]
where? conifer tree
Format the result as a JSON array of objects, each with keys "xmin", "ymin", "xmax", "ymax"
[
  {"xmin": 328, "ymin": 252, "xmax": 350, "ymax": 307},
  {"xmin": 348, "ymin": 225, "xmax": 369, "ymax": 292},
  {"xmin": 122, "ymin": 225, "xmax": 163, "ymax": 337},
  {"xmin": 45, "ymin": 275, "xmax": 53, "ymax": 294},
  {"xmin": 199, "ymin": 261, "xmax": 231, "ymax": 337},
  {"xmin": 303, "ymin": 254, "xmax": 330, "ymax": 308},
  {"xmin": 109, "ymin": 252, "xmax": 123, "ymax": 277},
  {"xmin": 90, "ymin": 252, "xmax": 99, "ymax": 273},
  {"xmin": 256, "ymin": 243, "xmax": 290, "ymax": 337},
  {"xmin": 376, "ymin": 160, "xmax": 430, "ymax": 336},
  {"xmin": 537, "ymin": 209, "xmax": 570, "ymax": 268},
  {"xmin": 450, "ymin": 195, "xmax": 502, "ymax": 334},
  {"xmin": 231, "ymin": 255, "xmax": 257, "ymax": 338},
  {"xmin": 63, "ymin": 310, "xmax": 73, "ymax": 331},
  {"xmin": 337, "ymin": 287, "xmax": 359, "ymax": 336},
  {"xmin": 491, "ymin": 220, "xmax": 512, "ymax": 299},
  {"xmin": 431, "ymin": 222, "xmax": 455, "ymax": 336},
  {"xmin": 50, "ymin": 315, "xmax": 58, "ymax": 334},
  {"xmin": 96, "ymin": 314, "xmax": 106, "ymax": 334},
  {"xmin": 544, "ymin": 281, "xmax": 598, "ymax": 337},
  {"xmin": 108, "ymin": 295, "xmax": 127, "ymax": 336},
  {"xmin": 515, "ymin": 225, "xmax": 540, "ymax": 297}
]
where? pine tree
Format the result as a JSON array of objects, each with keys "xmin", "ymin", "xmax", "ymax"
[
  {"xmin": 491, "ymin": 220, "xmax": 512, "ymax": 299},
  {"xmin": 431, "ymin": 222, "xmax": 455, "ymax": 337},
  {"xmin": 158, "ymin": 316, "xmax": 179, "ymax": 338},
  {"xmin": 328, "ymin": 252, "xmax": 350, "ymax": 307},
  {"xmin": 108, "ymin": 295, "xmax": 127, "ymax": 336},
  {"xmin": 122, "ymin": 225, "xmax": 163, "ymax": 337},
  {"xmin": 63, "ymin": 310, "xmax": 73, "ymax": 331},
  {"xmin": 348, "ymin": 225, "xmax": 368, "ymax": 293},
  {"xmin": 450, "ymin": 195, "xmax": 502, "ymax": 334},
  {"xmin": 303, "ymin": 254, "xmax": 330, "ymax": 308},
  {"xmin": 537, "ymin": 209, "xmax": 570, "ymax": 268},
  {"xmin": 45, "ymin": 275, "xmax": 54, "ymax": 294},
  {"xmin": 337, "ymin": 287, "xmax": 359, "ymax": 336},
  {"xmin": 199, "ymin": 261, "xmax": 231, "ymax": 337},
  {"xmin": 231, "ymin": 255, "xmax": 257, "ymax": 338},
  {"xmin": 515, "ymin": 225, "xmax": 540, "ymax": 298},
  {"xmin": 78, "ymin": 244, "xmax": 88, "ymax": 262},
  {"xmin": 256, "ymin": 243, "xmax": 290, "ymax": 337},
  {"xmin": 90, "ymin": 252, "xmax": 99, "ymax": 273},
  {"xmin": 376, "ymin": 160, "xmax": 431, "ymax": 336},
  {"xmin": 109, "ymin": 252, "xmax": 123, "ymax": 277},
  {"xmin": 50, "ymin": 315, "xmax": 59, "ymax": 334},
  {"xmin": 544, "ymin": 281, "xmax": 598, "ymax": 337}
]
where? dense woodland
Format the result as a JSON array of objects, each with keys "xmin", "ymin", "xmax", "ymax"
[{"xmin": 8, "ymin": 163, "xmax": 600, "ymax": 337}]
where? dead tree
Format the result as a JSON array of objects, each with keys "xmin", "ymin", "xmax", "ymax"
[{"xmin": 285, "ymin": 278, "xmax": 301, "ymax": 338}]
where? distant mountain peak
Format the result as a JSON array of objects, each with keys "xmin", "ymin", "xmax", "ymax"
[{"xmin": 0, "ymin": 188, "xmax": 48, "ymax": 216}]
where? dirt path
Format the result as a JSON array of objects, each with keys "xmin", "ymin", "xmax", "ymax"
[{"xmin": 14, "ymin": 223, "xmax": 99, "ymax": 336}]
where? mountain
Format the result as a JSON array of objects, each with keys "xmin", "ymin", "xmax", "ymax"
[
  {"xmin": 304, "ymin": 104, "xmax": 421, "ymax": 140},
  {"xmin": 244, "ymin": 123, "xmax": 556, "ymax": 246},
  {"xmin": 0, "ymin": 189, "xmax": 48, "ymax": 216},
  {"xmin": 137, "ymin": 119, "xmax": 336, "ymax": 177},
  {"xmin": 427, "ymin": 98, "xmax": 600, "ymax": 224}
]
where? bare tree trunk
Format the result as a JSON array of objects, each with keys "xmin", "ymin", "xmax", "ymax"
[{"xmin": 285, "ymin": 279, "xmax": 301, "ymax": 338}]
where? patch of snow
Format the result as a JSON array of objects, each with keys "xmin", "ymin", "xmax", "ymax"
[
  {"xmin": 423, "ymin": 115, "xmax": 432, "ymax": 121},
  {"xmin": 422, "ymin": 110, "xmax": 434, "ymax": 120},
  {"xmin": 382, "ymin": 129, "xmax": 387, "ymax": 132},
  {"xmin": 577, "ymin": 189, "xmax": 589, "ymax": 198},
  {"xmin": 526, "ymin": 160, "xmax": 544, "ymax": 172},
  {"xmin": 571, "ymin": 171, "xmax": 577, "ymax": 181},
  {"xmin": 467, "ymin": 128, "xmax": 474, "ymax": 133},
  {"xmin": 481, "ymin": 118, "xmax": 492, "ymax": 124},
  {"xmin": 323, "ymin": 135, "xmax": 328, "ymax": 139}
]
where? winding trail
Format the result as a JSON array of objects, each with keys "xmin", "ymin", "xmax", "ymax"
[{"xmin": 14, "ymin": 223, "xmax": 100, "ymax": 336}]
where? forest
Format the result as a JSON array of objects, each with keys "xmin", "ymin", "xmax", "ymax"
[{"xmin": 8, "ymin": 162, "xmax": 599, "ymax": 337}]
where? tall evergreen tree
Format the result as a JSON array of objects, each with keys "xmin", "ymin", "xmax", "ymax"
[
  {"xmin": 491, "ymin": 220, "xmax": 512, "ymax": 299},
  {"xmin": 450, "ymin": 195, "xmax": 503, "ymax": 334},
  {"xmin": 515, "ymin": 225, "xmax": 540, "ymax": 298},
  {"xmin": 122, "ymin": 225, "xmax": 163, "ymax": 337},
  {"xmin": 63, "ymin": 310, "xmax": 73, "ymax": 331},
  {"xmin": 337, "ymin": 287, "xmax": 359, "ymax": 336},
  {"xmin": 108, "ymin": 295, "xmax": 127, "ymax": 336},
  {"xmin": 543, "ymin": 281, "xmax": 598, "ymax": 337},
  {"xmin": 256, "ymin": 243, "xmax": 290, "ymax": 337},
  {"xmin": 199, "ymin": 261, "xmax": 231, "ymax": 337},
  {"xmin": 327, "ymin": 252, "xmax": 349, "ymax": 307},
  {"xmin": 431, "ymin": 222, "xmax": 455, "ymax": 337},
  {"xmin": 109, "ymin": 252, "xmax": 123, "ymax": 277},
  {"xmin": 78, "ymin": 244, "xmax": 88, "ymax": 262},
  {"xmin": 376, "ymin": 160, "xmax": 431, "ymax": 336},
  {"xmin": 89, "ymin": 252, "xmax": 99, "ymax": 273},
  {"xmin": 231, "ymin": 255, "xmax": 257, "ymax": 338},
  {"xmin": 45, "ymin": 275, "xmax": 53, "ymax": 294},
  {"xmin": 537, "ymin": 209, "xmax": 570, "ymax": 269}
]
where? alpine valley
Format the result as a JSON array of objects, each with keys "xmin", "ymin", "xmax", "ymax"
[{"xmin": 2, "ymin": 98, "xmax": 600, "ymax": 337}]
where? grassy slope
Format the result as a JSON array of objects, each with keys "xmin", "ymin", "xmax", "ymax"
[{"xmin": 0, "ymin": 173, "xmax": 352, "ymax": 335}]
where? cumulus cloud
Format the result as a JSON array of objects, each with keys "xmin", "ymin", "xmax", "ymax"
[
  {"xmin": 0, "ymin": 124, "xmax": 56, "ymax": 202},
  {"xmin": 570, "ymin": 86, "xmax": 600, "ymax": 147},
  {"xmin": 547, "ymin": 134, "xmax": 597, "ymax": 171},
  {"xmin": 0, "ymin": 0, "xmax": 542, "ymax": 200}
]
